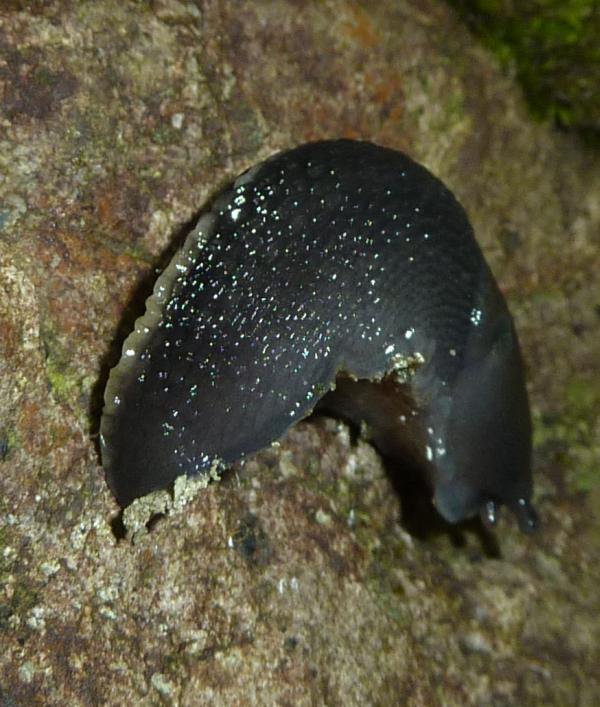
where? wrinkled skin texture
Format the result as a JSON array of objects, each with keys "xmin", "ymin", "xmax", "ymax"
[{"xmin": 101, "ymin": 140, "xmax": 535, "ymax": 530}]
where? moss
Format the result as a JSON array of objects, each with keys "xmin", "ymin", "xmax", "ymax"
[
  {"xmin": 0, "ymin": 526, "xmax": 40, "ymax": 630},
  {"xmin": 533, "ymin": 374, "xmax": 600, "ymax": 493},
  {"xmin": 443, "ymin": 89, "xmax": 468, "ymax": 129},
  {"xmin": 0, "ymin": 527, "xmax": 16, "ymax": 576},
  {"xmin": 0, "ymin": 426, "xmax": 19, "ymax": 459},
  {"xmin": 46, "ymin": 356, "xmax": 79, "ymax": 403},
  {"xmin": 122, "ymin": 244, "xmax": 155, "ymax": 262},
  {"xmin": 151, "ymin": 124, "xmax": 182, "ymax": 146},
  {"xmin": 447, "ymin": 0, "xmax": 600, "ymax": 136},
  {"xmin": 41, "ymin": 318, "xmax": 86, "ymax": 406},
  {"xmin": 9, "ymin": 582, "xmax": 39, "ymax": 618}
]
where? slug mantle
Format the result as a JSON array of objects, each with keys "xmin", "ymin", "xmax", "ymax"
[{"xmin": 100, "ymin": 140, "xmax": 537, "ymax": 533}]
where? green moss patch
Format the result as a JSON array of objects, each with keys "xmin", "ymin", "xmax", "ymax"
[
  {"xmin": 448, "ymin": 0, "xmax": 600, "ymax": 136},
  {"xmin": 534, "ymin": 374, "xmax": 600, "ymax": 493}
]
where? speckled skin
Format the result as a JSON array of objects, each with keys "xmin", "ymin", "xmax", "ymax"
[{"xmin": 100, "ymin": 140, "xmax": 536, "ymax": 531}]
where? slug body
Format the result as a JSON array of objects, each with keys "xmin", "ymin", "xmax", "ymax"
[{"xmin": 100, "ymin": 140, "xmax": 537, "ymax": 532}]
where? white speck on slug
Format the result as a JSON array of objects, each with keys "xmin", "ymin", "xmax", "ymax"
[{"xmin": 470, "ymin": 308, "xmax": 483, "ymax": 326}]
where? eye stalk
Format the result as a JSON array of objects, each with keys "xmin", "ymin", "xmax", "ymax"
[
  {"xmin": 514, "ymin": 497, "xmax": 539, "ymax": 534},
  {"xmin": 480, "ymin": 498, "xmax": 498, "ymax": 528},
  {"xmin": 479, "ymin": 497, "xmax": 538, "ymax": 534}
]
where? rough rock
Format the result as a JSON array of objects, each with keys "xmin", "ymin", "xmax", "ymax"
[{"xmin": 0, "ymin": 1, "xmax": 599, "ymax": 705}]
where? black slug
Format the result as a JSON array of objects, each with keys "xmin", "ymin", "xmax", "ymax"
[{"xmin": 100, "ymin": 139, "xmax": 537, "ymax": 533}]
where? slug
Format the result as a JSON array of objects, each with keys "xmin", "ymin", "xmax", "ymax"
[{"xmin": 100, "ymin": 140, "xmax": 537, "ymax": 533}]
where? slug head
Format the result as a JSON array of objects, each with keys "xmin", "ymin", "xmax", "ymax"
[{"xmin": 430, "ymin": 315, "xmax": 538, "ymax": 533}]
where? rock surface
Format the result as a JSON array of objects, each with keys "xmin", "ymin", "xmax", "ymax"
[{"xmin": 1, "ymin": 1, "xmax": 599, "ymax": 705}]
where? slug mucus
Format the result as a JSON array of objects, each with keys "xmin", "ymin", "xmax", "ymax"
[{"xmin": 100, "ymin": 140, "xmax": 538, "ymax": 533}]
